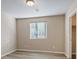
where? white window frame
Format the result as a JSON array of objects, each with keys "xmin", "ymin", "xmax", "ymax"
[{"xmin": 30, "ymin": 22, "xmax": 47, "ymax": 39}]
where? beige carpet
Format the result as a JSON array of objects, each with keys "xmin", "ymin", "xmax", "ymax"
[{"xmin": 2, "ymin": 51, "xmax": 70, "ymax": 59}]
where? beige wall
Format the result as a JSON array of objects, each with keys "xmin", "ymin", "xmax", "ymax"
[
  {"xmin": 16, "ymin": 15, "xmax": 65, "ymax": 52},
  {"xmin": 1, "ymin": 12, "xmax": 16, "ymax": 57}
]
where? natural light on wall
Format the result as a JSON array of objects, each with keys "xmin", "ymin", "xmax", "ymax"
[{"xmin": 30, "ymin": 22, "xmax": 47, "ymax": 39}]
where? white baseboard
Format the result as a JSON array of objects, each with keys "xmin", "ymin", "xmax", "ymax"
[
  {"xmin": 64, "ymin": 52, "xmax": 76, "ymax": 59},
  {"xmin": 16, "ymin": 49, "xmax": 64, "ymax": 55},
  {"xmin": 1, "ymin": 49, "xmax": 16, "ymax": 57},
  {"xmin": 65, "ymin": 53, "xmax": 70, "ymax": 58}
]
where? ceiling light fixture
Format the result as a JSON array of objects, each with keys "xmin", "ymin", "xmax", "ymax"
[{"xmin": 26, "ymin": 0, "xmax": 35, "ymax": 6}]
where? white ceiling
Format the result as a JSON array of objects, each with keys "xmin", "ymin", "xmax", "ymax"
[{"xmin": 1, "ymin": 0, "xmax": 72, "ymax": 18}]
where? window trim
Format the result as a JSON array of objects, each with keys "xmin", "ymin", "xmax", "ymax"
[{"xmin": 30, "ymin": 21, "xmax": 47, "ymax": 39}]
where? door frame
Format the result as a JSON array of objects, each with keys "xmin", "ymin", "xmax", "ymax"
[{"xmin": 69, "ymin": 9, "xmax": 76, "ymax": 58}]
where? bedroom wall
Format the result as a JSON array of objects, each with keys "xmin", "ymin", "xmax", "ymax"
[
  {"xmin": 16, "ymin": 15, "xmax": 65, "ymax": 52},
  {"xmin": 1, "ymin": 12, "xmax": 16, "ymax": 57}
]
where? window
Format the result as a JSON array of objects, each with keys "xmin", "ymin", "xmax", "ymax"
[{"xmin": 30, "ymin": 22, "xmax": 47, "ymax": 39}]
